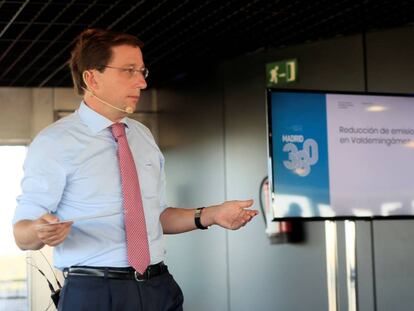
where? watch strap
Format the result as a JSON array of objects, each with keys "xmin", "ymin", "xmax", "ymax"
[{"xmin": 195, "ymin": 207, "xmax": 209, "ymax": 230}]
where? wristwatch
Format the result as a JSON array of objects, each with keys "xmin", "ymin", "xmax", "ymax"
[{"xmin": 194, "ymin": 207, "xmax": 209, "ymax": 230}]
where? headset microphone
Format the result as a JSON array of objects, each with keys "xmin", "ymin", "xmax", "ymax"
[
  {"xmin": 91, "ymin": 91, "xmax": 134, "ymax": 114},
  {"xmin": 82, "ymin": 72, "xmax": 134, "ymax": 114},
  {"xmin": 82, "ymin": 87, "xmax": 134, "ymax": 114}
]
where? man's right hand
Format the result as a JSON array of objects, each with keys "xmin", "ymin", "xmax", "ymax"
[
  {"xmin": 34, "ymin": 214, "xmax": 73, "ymax": 247},
  {"xmin": 13, "ymin": 214, "xmax": 73, "ymax": 250}
]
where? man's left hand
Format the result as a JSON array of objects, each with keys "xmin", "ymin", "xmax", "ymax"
[{"xmin": 207, "ymin": 200, "xmax": 258, "ymax": 230}]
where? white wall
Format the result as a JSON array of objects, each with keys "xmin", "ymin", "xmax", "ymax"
[{"xmin": 0, "ymin": 88, "xmax": 32, "ymax": 144}]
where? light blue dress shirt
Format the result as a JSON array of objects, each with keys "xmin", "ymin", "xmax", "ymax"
[{"xmin": 13, "ymin": 102, "xmax": 167, "ymax": 270}]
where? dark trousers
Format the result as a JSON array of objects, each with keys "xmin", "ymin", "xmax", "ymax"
[{"xmin": 58, "ymin": 271, "xmax": 184, "ymax": 311}]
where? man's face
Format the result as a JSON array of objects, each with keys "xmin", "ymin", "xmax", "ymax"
[{"xmin": 94, "ymin": 44, "xmax": 147, "ymax": 113}]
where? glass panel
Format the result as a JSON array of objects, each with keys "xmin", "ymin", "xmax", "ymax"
[{"xmin": 0, "ymin": 146, "xmax": 28, "ymax": 311}]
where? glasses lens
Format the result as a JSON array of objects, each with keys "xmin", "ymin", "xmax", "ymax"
[{"xmin": 142, "ymin": 68, "xmax": 149, "ymax": 79}]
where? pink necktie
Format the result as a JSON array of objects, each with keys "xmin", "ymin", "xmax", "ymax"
[{"xmin": 111, "ymin": 123, "xmax": 150, "ymax": 274}]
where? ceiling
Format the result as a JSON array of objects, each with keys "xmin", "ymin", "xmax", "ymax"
[{"xmin": 1, "ymin": 0, "xmax": 413, "ymax": 88}]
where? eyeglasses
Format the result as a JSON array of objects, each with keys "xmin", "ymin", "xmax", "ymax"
[{"xmin": 102, "ymin": 65, "xmax": 149, "ymax": 79}]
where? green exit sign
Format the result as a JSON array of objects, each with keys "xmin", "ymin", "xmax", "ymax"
[{"xmin": 266, "ymin": 59, "xmax": 298, "ymax": 86}]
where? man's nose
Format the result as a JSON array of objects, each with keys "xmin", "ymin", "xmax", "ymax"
[{"xmin": 134, "ymin": 73, "xmax": 147, "ymax": 90}]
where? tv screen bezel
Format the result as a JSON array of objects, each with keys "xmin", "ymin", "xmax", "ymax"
[{"xmin": 266, "ymin": 88, "xmax": 414, "ymax": 221}]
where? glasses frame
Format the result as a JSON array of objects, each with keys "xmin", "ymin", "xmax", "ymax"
[{"xmin": 102, "ymin": 65, "xmax": 149, "ymax": 79}]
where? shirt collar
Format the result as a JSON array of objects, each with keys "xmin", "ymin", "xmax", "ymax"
[{"xmin": 78, "ymin": 101, "xmax": 129, "ymax": 134}]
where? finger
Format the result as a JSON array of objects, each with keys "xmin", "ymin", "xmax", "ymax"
[
  {"xmin": 56, "ymin": 225, "xmax": 71, "ymax": 239},
  {"xmin": 38, "ymin": 223, "xmax": 70, "ymax": 241},
  {"xmin": 39, "ymin": 229, "xmax": 63, "ymax": 241},
  {"xmin": 37, "ymin": 227, "xmax": 61, "ymax": 239},
  {"xmin": 239, "ymin": 211, "xmax": 257, "ymax": 224},
  {"xmin": 41, "ymin": 213, "xmax": 60, "ymax": 223},
  {"xmin": 46, "ymin": 237, "xmax": 64, "ymax": 247},
  {"xmin": 37, "ymin": 223, "xmax": 66, "ymax": 234},
  {"xmin": 247, "ymin": 210, "xmax": 259, "ymax": 217},
  {"xmin": 237, "ymin": 199, "xmax": 254, "ymax": 208},
  {"xmin": 240, "ymin": 209, "xmax": 257, "ymax": 218},
  {"xmin": 43, "ymin": 227, "xmax": 70, "ymax": 246},
  {"xmin": 52, "ymin": 231, "xmax": 69, "ymax": 245},
  {"xmin": 37, "ymin": 222, "xmax": 65, "ymax": 231},
  {"xmin": 59, "ymin": 222, "xmax": 73, "ymax": 229},
  {"xmin": 42, "ymin": 234, "xmax": 62, "ymax": 245}
]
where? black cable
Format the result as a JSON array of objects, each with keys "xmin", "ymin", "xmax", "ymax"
[
  {"xmin": 44, "ymin": 299, "xmax": 54, "ymax": 311},
  {"xmin": 361, "ymin": 1, "xmax": 377, "ymax": 309},
  {"xmin": 39, "ymin": 250, "xmax": 62, "ymax": 289},
  {"xmin": 26, "ymin": 261, "xmax": 56, "ymax": 294},
  {"xmin": 258, "ymin": 176, "xmax": 268, "ymax": 223},
  {"xmin": 360, "ymin": 0, "xmax": 368, "ymax": 93},
  {"xmin": 370, "ymin": 221, "xmax": 378, "ymax": 311},
  {"xmin": 27, "ymin": 255, "xmax": 61, "ymax": 309}
]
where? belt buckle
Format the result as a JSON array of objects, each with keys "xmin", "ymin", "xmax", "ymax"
[{"xmin": 134, "ymin": 270, "xmax": 147, "ymax": 282}]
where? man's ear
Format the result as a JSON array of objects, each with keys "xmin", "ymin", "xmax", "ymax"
[{"xmin": 83, "ymin": 70, "xmax": 99, "ymax": 92}]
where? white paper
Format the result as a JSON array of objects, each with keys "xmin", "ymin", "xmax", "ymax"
[{"xmin": 36, "ymin": 211, "xmax": 122, "ymax": 228}]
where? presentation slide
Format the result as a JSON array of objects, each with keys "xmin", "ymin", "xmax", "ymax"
[{"xmin": 269, "ymin": 91, "xmax": 414, "ymax": 219}]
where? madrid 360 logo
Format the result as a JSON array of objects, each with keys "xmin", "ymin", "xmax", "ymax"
[{"xmin": 281, "ymin": 135, "xmax": 318, "ymax": 177}]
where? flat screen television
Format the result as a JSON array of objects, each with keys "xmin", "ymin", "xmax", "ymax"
[{"xmin": 267, "ymin": 89, "xmax": 414, "ymax": 220}]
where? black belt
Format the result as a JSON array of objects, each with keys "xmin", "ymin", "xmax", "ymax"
[{"xmin": 63, "ymin": 262, "xmax": 168, "ymax": 281}]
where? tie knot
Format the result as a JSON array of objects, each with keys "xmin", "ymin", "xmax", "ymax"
[{"xmin": 111, "ymin": 123, "xmax": 126, "ymax": 140}]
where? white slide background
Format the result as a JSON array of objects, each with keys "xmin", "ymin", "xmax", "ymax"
[{"xmin": 326, "ymin": 94, "xmax": 414, "ymax": 217}]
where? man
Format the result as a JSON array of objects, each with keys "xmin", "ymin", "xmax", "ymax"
[{"xmin": 13, "ymin": 28, "xmax": 258, "ymax": 311}]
